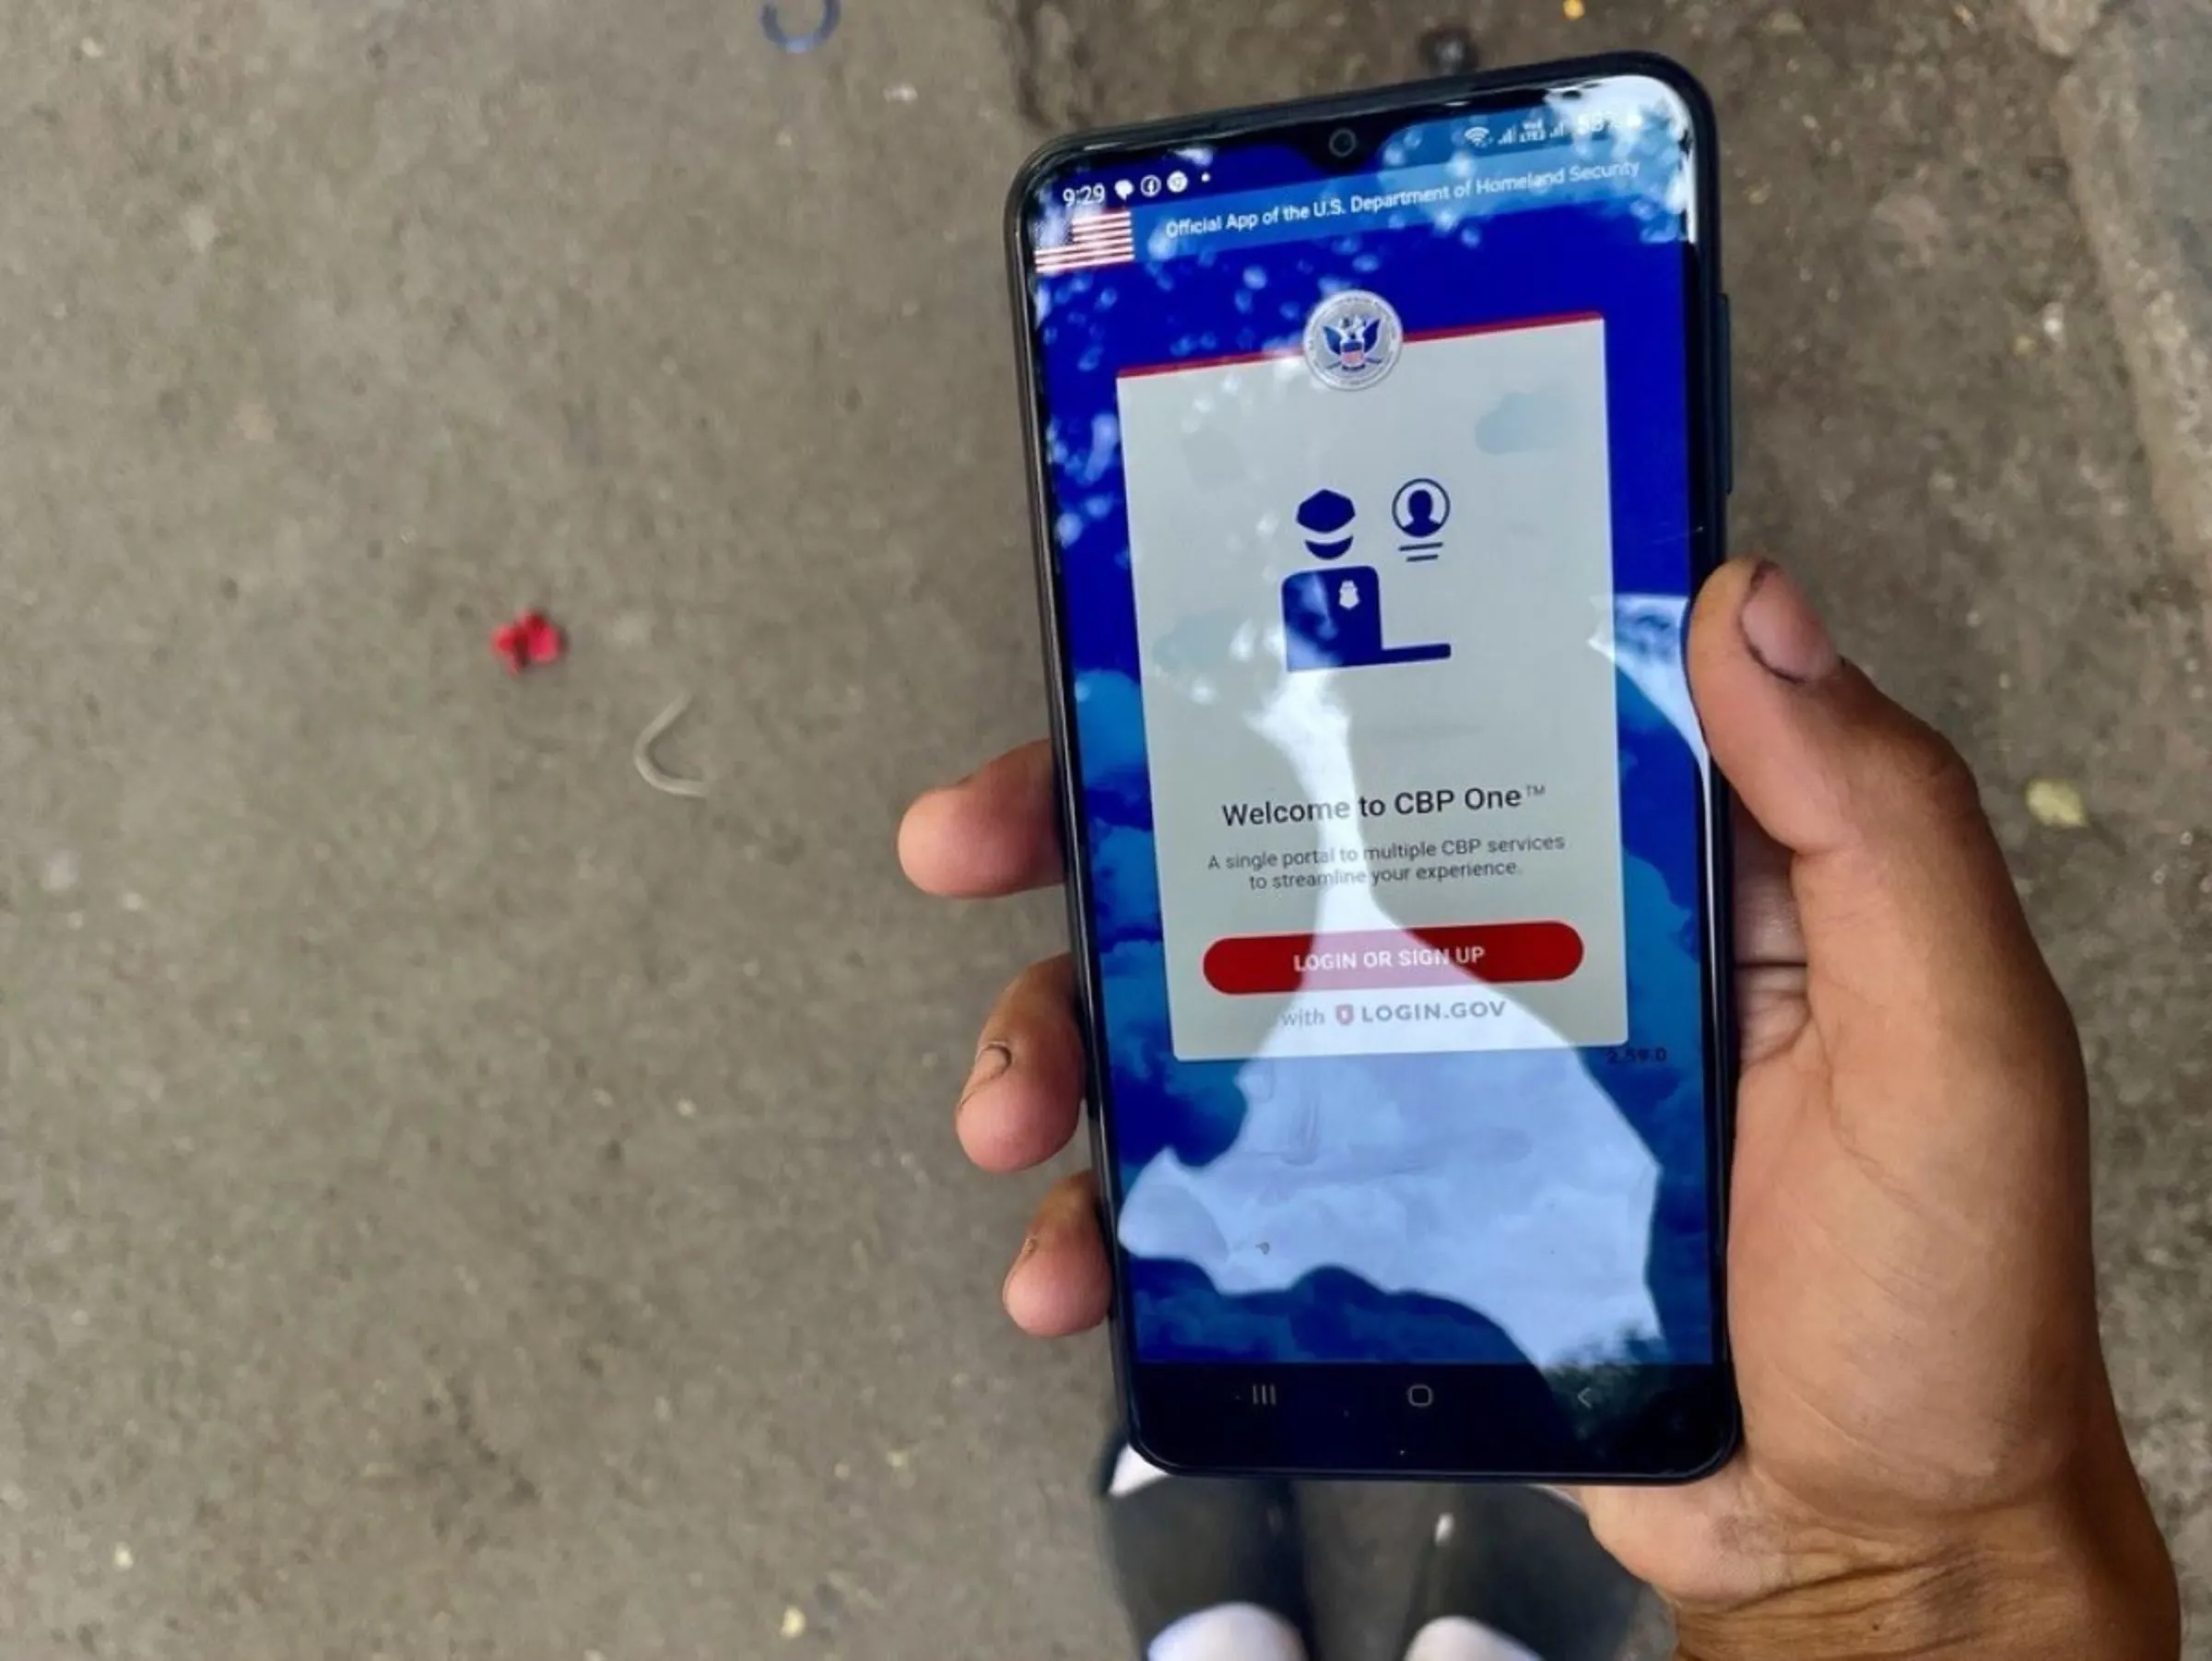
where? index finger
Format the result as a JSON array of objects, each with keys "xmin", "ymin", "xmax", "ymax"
[{"xmin": 899, "ymin": 740, "xmax": 1066, "ymax": 899}]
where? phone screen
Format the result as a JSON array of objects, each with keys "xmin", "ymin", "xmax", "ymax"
[{"xmin": 1015, "ymin": 65, "xmax": 1732, "ymax": 1475}]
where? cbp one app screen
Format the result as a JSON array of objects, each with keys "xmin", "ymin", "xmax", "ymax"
[
  {"xmin": 1120, "ymin": 302, "xmax": 1628, "ymax": 1061},
  {"xmin": 1028, "ymin": 90, "xmax": 1719, "ymax": 1371}
]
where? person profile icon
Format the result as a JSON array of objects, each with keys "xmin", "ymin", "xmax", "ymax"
[
  {"xmin": 1392, "ymin": 478, "xmax": 1453, "ymax": 551},
  {"xmin": 1401, "ymin": 488, "xmax": 1444, "ymax": 537},
  {"xmin": 1283, "ymin": 488, "xmax": 1452, "ymax": 675}
]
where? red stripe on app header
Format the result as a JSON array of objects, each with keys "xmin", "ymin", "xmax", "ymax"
[{"xmin": 1117, "ymin": 310, "xmax": 1605, "ymax": 381}]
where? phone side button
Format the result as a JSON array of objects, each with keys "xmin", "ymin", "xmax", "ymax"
[{"xmin": 1721, "ymin": 293, "xmax": 1736, "ymax": 498}]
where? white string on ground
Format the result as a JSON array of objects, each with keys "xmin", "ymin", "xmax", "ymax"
[{"xmin": 634, "ymin": 696, "xmax": 711, "ymax": 799}]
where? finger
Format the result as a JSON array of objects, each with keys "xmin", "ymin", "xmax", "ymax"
[
  {"xmin": 1003, "ymin": 1172, "xmax": 1112, "ymax": 1337},
  {"xmin": 958, "ymin": 957, "xmax": 1085, "ymax": 1174},
  {"xmin": 899, "ymin": 741, "xmax": 1063, "ymax": 899},
  {"xmin": 1576, "ymin": 1468, "xmax": 1785, "ymax": 1611},
  {"xmin": 1688, "ymin": 560, "xmax": 2071, "ymax": 1074},
  {"xmin": 1731, "ymin": 800, "xmax": 1803, "ymax": 971},
  {"xmin": 1729, "ymin": 797, "xmax": 1815, "ymax": 1070},
  {"xmin": 1735, "ymin": 959, "xmax": 1811, "ymax": 1072}
]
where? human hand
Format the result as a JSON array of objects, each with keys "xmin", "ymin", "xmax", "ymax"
[{"xmin": 897, "ymin": 560, "xmax": 2179, "ymax": 1659}]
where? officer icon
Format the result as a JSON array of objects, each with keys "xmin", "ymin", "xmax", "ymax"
[{"xmin": 1283, "ymin": 489, "xmax": 1453, "ymax": 675}]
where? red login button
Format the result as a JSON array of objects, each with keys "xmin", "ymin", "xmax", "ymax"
[{"xmin": 1203, "ymin": 924, "xmax": 1585, "ymax": 995}]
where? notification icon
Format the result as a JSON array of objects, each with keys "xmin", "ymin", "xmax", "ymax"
[{"xmin": 1167, "ymin": 170, "xmax": 1190, "ymax": 194}]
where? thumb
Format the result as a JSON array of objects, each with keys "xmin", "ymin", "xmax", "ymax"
[{"xmin": 1688, "ymin": 560, "xmax": 2071, "ymax": 1069}]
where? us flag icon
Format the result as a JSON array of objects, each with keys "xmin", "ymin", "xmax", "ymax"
[{"xmin": 1035, "ymin": 207, "xmax": 1135, "ymax": 275}]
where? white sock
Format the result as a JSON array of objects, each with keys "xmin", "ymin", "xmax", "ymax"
[
  {"xmin": 1109, "ymin": 1443, "xmax": 1174, "ymax": 1498},
  {"xmin": 1148, "ymin": 1603, "xmax": 1308, "ymax": 1661},
  {"xmin": 1403, "ymin": 1616, "xmax": 1543, "ymax": 1661}
]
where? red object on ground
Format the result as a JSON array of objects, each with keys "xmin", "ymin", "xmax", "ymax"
[{"xmin": 492, "ymin": 610, "xmax": 565, "ymax": 674}]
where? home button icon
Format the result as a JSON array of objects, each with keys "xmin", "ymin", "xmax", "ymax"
[{"xmin": 1406, "ymin": 1384, "xmax": 1436, "ymax": 1410}]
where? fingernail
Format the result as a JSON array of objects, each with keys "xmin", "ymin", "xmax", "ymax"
[
  {"xmin": 961, "ymin": 1042, "xmax": 1012, "ymax": 1104},
  {"xmin": 1003, "ymin": 1233, "xmax": 1041, "ymax": 1299},
  {"xmin": 1740, "ymin": 560, "xmax": 1841, "ymax": 685}
]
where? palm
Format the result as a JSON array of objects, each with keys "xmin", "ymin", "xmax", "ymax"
[
  {"xmin": 1584, "ymin": 910, "xmax": 2098, "ymax": 1609},
  {"xmin": 905, "ymin": 563, "xmax": 2167, "ymax": 1649}
]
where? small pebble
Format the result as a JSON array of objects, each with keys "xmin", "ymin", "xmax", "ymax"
[
  {"xmin": 1417, "ymin": 26, "xmax": 1478, "ymax": 76},
  {"xmin": 233, "ymin": 398, "xmax": 277, "ymax": 443},
  {"xmin": 113, "ymin": 1544, "xmax": 135, "ymax": 1571},
  {"xmin": 780, "ymin": 1607, "xmax": 808, "ymax": 1640},
  {"xmin": 2026, "ymin": 779, "xmax": 2088, "ymax": 830}
]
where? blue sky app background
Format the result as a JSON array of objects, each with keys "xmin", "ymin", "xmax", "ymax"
[{"xmin": 1031, "ymin": 165, "xmax": 1715, "ymax": 1368}]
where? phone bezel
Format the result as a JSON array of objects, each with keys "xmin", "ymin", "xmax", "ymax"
[{"xmin": 1003, "ymin": 53, "xmax": 1740, "ymax": 1484}]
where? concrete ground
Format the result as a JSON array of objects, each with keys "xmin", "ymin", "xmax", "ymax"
[{"xmin": 0, "ymin": 1, "xmax": 2206, "ymax": 1656}]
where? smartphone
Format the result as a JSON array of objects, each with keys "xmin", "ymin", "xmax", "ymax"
[{"xmin": 1006, "ymin": 54, "xmax": 1737, "ymax": 1482}]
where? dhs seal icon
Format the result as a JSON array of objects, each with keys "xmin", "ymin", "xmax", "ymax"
[{"xmin": 1304, "ymin": 291, "xmax": 1404, "ymax": 391}]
